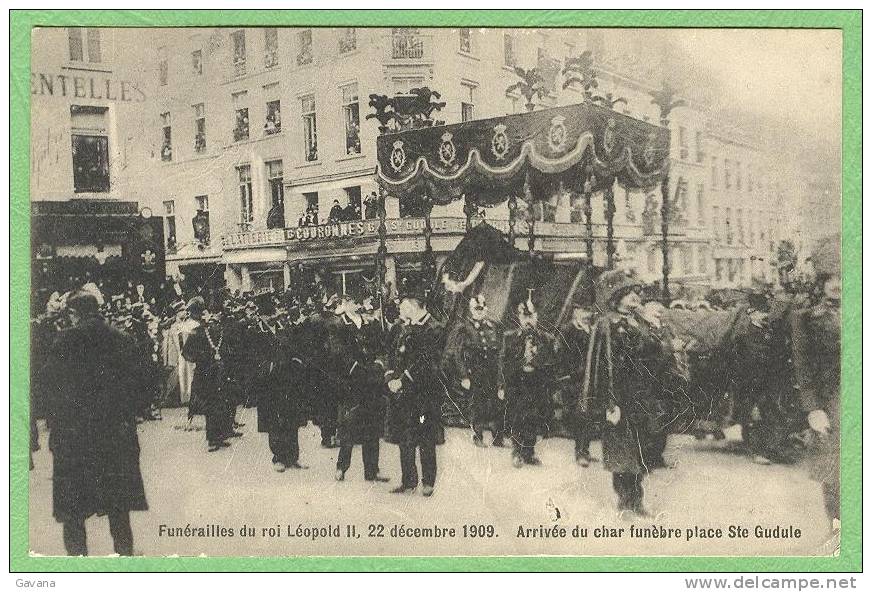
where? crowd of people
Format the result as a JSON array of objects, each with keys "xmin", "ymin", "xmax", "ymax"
[{"xmin": 29, "ymin": 238, "xmax": 841, "ymax": 556}]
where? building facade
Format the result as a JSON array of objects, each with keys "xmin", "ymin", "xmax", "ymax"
[{"xmin": 125, "ymin": 27, "xmax": 791, "ymax": 296}]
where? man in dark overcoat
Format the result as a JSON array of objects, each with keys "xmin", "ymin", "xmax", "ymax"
[
  {"xmin": 42, "ymin": 290, "xmax": 149, "ymax": 555},
  {"xmin": 329, "ymin": 291, "xmax": 390, "ymax": 482},
  {"xmin": 556, "ymin": 301, "xmax": 598, "ymax": 466},
  {"xmin": 580, "ymin": 270, "xmax": 670, "ymax": 516},
  {"xmin": 455, "ymin": 294, "xmax": 504, "ymax": 447},
  {"xmin": 384, "ymin": 276, "xmax": 445, "ymax": 496},
  {"xmin": 257, "ymin": 307, "xmax": 308, "ymax": 471},
  {"xmin": 791, "ymin": 236, "xmax": 841, "ymax": 533},
  {"xmin": 499, "ymin": 297, "xmax": 557, "ymax": 468},
  {"xmin": 182, "ymin": 298, "xmax": 241, "ymax": 452}
]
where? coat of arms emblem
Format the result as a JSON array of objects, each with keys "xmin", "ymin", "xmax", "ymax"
[
  {"xmin": 491, "ymin": 124, "xmax": 510, "ymax": 160},
  {"xmin": 390, "ymin": 140, "xmax": 407, "ymax": 172},
  {"xmin": 548, "ymin": 115, "xmax": 568, "ymax": 152},
  {"xmin": 438, "ymin": 132, "xmax": 457, "ymax": 166}
]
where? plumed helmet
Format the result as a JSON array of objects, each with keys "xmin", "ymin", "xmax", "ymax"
[
  {"xmin": 808, "ymin": 235, "xmax": 840, "ymax": 279},
  {"xmin": 397, "ymin": 272, "xmax": 427, "ymax": 303},
  {"xmin": 595, "ymin": 269, "xmax": 641, "ymax": 311}
]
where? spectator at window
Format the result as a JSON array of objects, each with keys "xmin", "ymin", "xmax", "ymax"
[{"xmin": 328, "ymin": 200, "xmax": 344, "ymax": 223}]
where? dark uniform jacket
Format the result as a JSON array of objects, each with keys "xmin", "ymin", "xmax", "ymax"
[
  {"xmin": 42, "ymin": 315, "xmax": 149, "ymax": 522},
  {"xmin": 499, "ymin": 327, "xmax": 557, "ymax": 430},
  {"xmin": 256, "ymin": 321, "xmax": 307, "ymax": 434},
  {"xmin": 455, "ymin": 316, "xmax": 501, "ymax": 420},
  {"xmin": 326, "ymin": 314, "xmax": 388, "ymax": 444},
  {"xmin": 791, "ymin": 301, "xmax": 840, "ymax": 485},
  {"xmin": 384, "ymin": 313, "xmax": 445, "ymax": 446}
]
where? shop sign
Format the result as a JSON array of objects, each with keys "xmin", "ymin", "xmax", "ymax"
[{"xmin": 31, "ymin": 72, "xmax": 147, "ymax": 102}]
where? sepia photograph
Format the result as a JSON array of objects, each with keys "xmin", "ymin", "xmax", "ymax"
[{"xmin": 21, "ymin": 18, "xmax": 849, "ymax": 561}]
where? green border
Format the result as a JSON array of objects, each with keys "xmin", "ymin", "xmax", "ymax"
[{"xmin": 9, "ymin": 9, "xmax": 862, "ymax": 572}]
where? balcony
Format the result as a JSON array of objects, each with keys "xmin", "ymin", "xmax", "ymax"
[
  {"xmin": 222, "ymin": 216, "xmax": 612, "ymax": 254},
  {"xmin": 384, "ymin": 34, "xmax": 433, "ymax": 62}
]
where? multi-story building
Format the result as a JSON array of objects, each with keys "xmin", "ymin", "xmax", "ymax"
[
  {"xmin": 30, "ymin": 27, "xmax": 164, "ymax": 305},
  {"xmin": 125, "ymin": 27, "xmax": 792, "ymax": 295}
]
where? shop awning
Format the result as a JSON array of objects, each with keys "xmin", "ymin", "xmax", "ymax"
[{"xmin": 376, "ymin": 102, "xmax": 670, "ymax": 205}]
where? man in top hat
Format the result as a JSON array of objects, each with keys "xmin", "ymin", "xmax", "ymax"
[
  {"xmin": 498, "ymin": 294, "xmax": 557, "ymax": 468},
  {"xmin": 557, "ymin": 297, "xmax": 598, "ymax": 466},
  {"xmin": 791, "ymin": 235, "xmax": 841, "ymax": 534},
  {"xmin": 580, "ymin": 269, "xmax": 670, "ymax": 515},
  {"xmin": 329, "ymin": 285, "xmax": 390, "ymax": 483},
  {"xmin": 383, "ymin": 274, "xmax": 445, "ymax": 496},
  {"xmin": 182, "ymin": 298, "xmax": 241, "ymax": 452},
  {"xmin": 454, "ymin": 294, "xmax": 504, "ymax": 448}
]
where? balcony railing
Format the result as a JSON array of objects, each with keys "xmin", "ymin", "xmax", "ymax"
[{"xmin": 385, "ymin": 34, "xmax": 432, "ymax": 61}]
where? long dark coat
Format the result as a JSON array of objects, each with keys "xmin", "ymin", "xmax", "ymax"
[
  {"xmin": 384, "ymin": 315, "xmax": 446, "ymax": 446},
  {"xmin": 555, "ymin": 322, "xmax": 599, "ymax": 432},
  {"xmin": 582, "ymin": 313, "xmax": 669, "ymax": 475},
  {"xmin": 182, "ymin": 319, "xmax": 239, "ymax": 418},
  {"xmin": 792, "ymin": 302, "xmax": 840, "ymax": 486},
  {"xmin": 327, "ymin": 315, "xmax": 388, "ymax": 445},
  {"xmin": 42, "ymin": 315, "xmax": 149, "ymax": 522},
  {"xmin": 500, "ymin": 327, "xmax": 558, "ymax": 434},
  {"xmin": 257, "ymin": 323, "xmax": 308, "ymax": 433}
]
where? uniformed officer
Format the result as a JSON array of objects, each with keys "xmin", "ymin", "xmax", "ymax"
[
  {"xmin": 580, "ymin": 270, "xmax": 670, "ymax": 515},
  {"xmin": 384, "ymin": 275, "xmax": 445, "ymax": 496},
  {"xmin": 498, "ymin": 296, "xmax": 557, "ymax": 468},
  {"xmin": 329, "ymin": 288, "xmax": 390, "ymax": 483},
  {"xmin": 455, "ymin": 294, "xmax": 504, "ymax": 448},
  {"xmin": 556, "ymin": 299, "xmax": 598, "ymax": 466}
]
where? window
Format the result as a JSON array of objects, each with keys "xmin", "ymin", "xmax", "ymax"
[
  {"xmin": 681, "ymin": 246, "xmax": 693, "ymax": 275},
  {"xmin": 749, "ymin": 216, "xmax": 755, "ymax": 246},
  {"xmin": 506, "ymin": 93, "xmax": 520, "ymax": 114},
  {"xmin": 737, "ymin": 209, "xmax": 745, "ymax": 244},
  {"xmin": 391, "ymin": 27, "xmax": 423, "ymax": 59},
  {"xmin": 193, "ymin": 103, "xmax": 206, "ymax": 152},
  {"xmin": 263, "ymin": 84, "xmax": 281, "ymax": 135},
  {"xmin": 193, "ymin": 195, "xmax": 210, "ymax": 245},
  {"xmin": 736, "ymin": 161, "xmax": 742, "ymax": 191},
  {"xmin": 231, "ymin": 30, "xmax": 246, "ymax": 76},
  {"xmin": 712, "ymin": 206, "xmax": 720, "ymax": 240},
  {"xmin": 698, "ymin": 245, "xmax": 709, "ymax": 274},
  {"xmin": 192, "ymin": 49, "xmax": 203, "ymax": 75},
  {"xmin": 725, "ymin": 207, "xmax": 733, "ymax": 244},
  {"xmin": 747, "ymin": 165, "xmax": 753, "ymax": 193},
  {"xmin": 459, "ymin": 28, "xmax": 472, "ymax": 53},
  {"xmin": 237, "ymin": 165, "xmax": 253, "ymax": 226},
  {"xmin": 695, "ymin": 183, "xmax": 705, "ymax": 226},
  {"xmin": 266, "ymin": 160, "xmax": 285, "ymax": 229},
  {"xmin": 724, "ymin": 159, "xmax": 732, "ymax": 189},
  {"xmin": 678, "ymin": 126, "xmax": 688, "ymax": 160},
  {"xmin": 461, "ymin": 82, "xmax": 476, "ymax": 122},
  {"xmin": 339, "ymin": 28, "xmax": 357, "ymax": 54},
  {"xmin": 341, "ymin": 83, "xmax": 361, "ymax": 155},
  {"xmin": 695, "ymin": 131, "xmax": 704, "ymax": 163},
  {"xmin": 233, "ymin": 91, "xmax": 249, "ymax": 142},
  {"xmin": 160, "ymin": 112, "xmax": 172, "ymax": 161},
  {"xmin": 503, "ymin": 34, "xmax": 516, "ymax": 67},
  {"xmin": 86, "ymin": 29, "xmax": 102, "ymax": 63},
  {"xmin": 68, "ymin": 28, "xmax": 84, "ymax": 62},
  {"xmin": 564, "ymin": 43, "xmax": 576, "ymax": 60},
  {"xmin": 711, "ymin": 157, "xmax": 718, "ymax": 189},
  {"xmin": 715, "ymin": 259, "xmax": 723, "ymax": 282},
  {"xmin": 303, "ymin": 192, "xmax": 319, "ymax": 224},
  {"xmin": 163, "ymin": 200, "xmax": 177, "ymax": 252},
  {"xmin": 297, "ymin": 29, "xmax": 313, "ymax": 66},
  {"xmin": 71, "ymin": 105, "xmax": 109, "ymax": 193},
  {"xmin": 264, "ymin": 28, "xmax": 279, "ymax": 68},
  {"xmin": 195, "ymin": 195, "xmax": 209, "ymax": 211},
  {"xmin": 301, "ymin": 94, "xmax": 317, "ymax": 161},
  {"xmin": 344, "ymin": 186, "xmax": 363, "ymax": 220},
  {"xmin": 393, "ymin": 76, "xmax": 425, "ymax": 95}
]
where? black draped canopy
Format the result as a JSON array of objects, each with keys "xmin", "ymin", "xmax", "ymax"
[{"xmin": 376, "ymin": 102, "xmax": 670, "ymax": 204}]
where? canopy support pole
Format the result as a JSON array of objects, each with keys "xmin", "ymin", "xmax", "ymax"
[
  {"xmin": 660, "ymin": 173, "xmax": 671, "ymax": 301},
  {"xmin": 375, "ymin": 186, "xmax": 389, "ymax": 307},
  {"xmin": 422, "ymin": 195, "xmax": 436, "ymax": 288},
  {"xmin": 583, "ymin": 185, "xmax": 594, "ymax": 264},
  {"xmin": 525, "ymin": 172, "xmax": 536, "ymax": 261},
  {"xmin": 507, "ymin": 194, "xmax": 518, "ymax": 247},
  {"xmin": 605, "ymin": 178, "xmax": 616, "ymax": 269}
]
